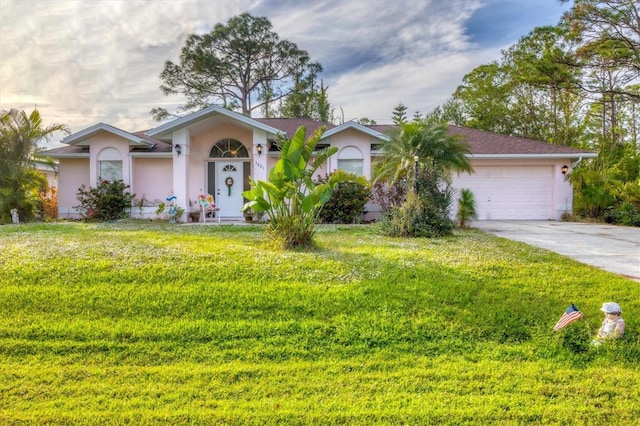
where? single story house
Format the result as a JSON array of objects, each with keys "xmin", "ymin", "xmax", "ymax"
[{"xmin": 43, "ymin": 105, "xmax": 596, "ymax": 221}]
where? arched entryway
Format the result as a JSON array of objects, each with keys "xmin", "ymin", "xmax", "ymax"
[{"xmin": 206, "ymin": 138, "xmax": 251, "ymax": 218}]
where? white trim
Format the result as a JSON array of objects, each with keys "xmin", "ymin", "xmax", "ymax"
[
  {"xmin": 370, "ymin": 151, "xmax": 597, "ymax": 160},
  {"xmin": 62, "ymin": 123, "xmax": 152, "ymax": 147},
  {"xmin": 146, "ymin": 105, "xmax": 283, "ymax": 139},
  {"xmin": 322, "ymin": 121, "xmax": 390, "ymax": 141},
  {"xmin": 469, "ymin": 153, "xmax": 598, "ymax": 160},
  {"xmin": 128, "ymin": 152, "xmax": 172, "ymax": 158}
]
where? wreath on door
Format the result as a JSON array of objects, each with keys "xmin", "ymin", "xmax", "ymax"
[{"xmin": 225, "ymin": 176, "xmax": 234, "ymax": 196}]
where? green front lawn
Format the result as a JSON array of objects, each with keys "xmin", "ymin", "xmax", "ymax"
[{"xmin": 0, "ymin": 222, "xmax": 637, "ymax": 424}]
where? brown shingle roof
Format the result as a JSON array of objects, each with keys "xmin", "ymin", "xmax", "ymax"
[
  {"xmin": 43, "ymin": 117, "xmax": 594, "ymax": 158},
  {"xmin": 369, "ymin": 124, "xmax": 593, "ymax": 156},
  {"xmin": 447, "ymin": 125, "xmax": 592, "ymax": 155},
  {"xmin": 40, "ymin": 145, "xmax": 89, "ymax": 156},
  {"xmin": 130, "ymin": 131, "xmax": 172, "ymax": 153},
  {"xmin": 42, "ymin": 131, "xmax": 171, "ymax": 156}
]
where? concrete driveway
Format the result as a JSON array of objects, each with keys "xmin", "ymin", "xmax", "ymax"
[{"xmin": 472, "ymin": 221, "xmax": 640, "ymax": 282}]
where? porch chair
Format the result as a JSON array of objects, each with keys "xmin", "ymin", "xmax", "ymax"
[{"xmin": 198, "ymin": 194, "xmax": 221, "ymax": 223}]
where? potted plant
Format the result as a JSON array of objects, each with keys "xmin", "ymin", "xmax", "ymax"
[
  {"xmin": 243, "ymin": 208, "xmax": 253, "ymax": 222},
  {"xmin": 189, "ymin": 210, "xmax": 201, "ymax": 223},
  {"xmin": 188, "ymin": 200, "xmax": 201, "ymax": 222}
]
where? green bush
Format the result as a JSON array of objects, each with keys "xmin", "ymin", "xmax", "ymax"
[
  {"xmin": 378, "ymin": 190, "xmax": 454, "ymax": 238},
  {"xmin": 371, "ymin": 178, "xmax": 407, "ymax": 214},
  {"xmin": 605, "ymin": 201, "xmax": 640, "ymax": 227},
  {"xmin": 75, "ymin": 180, "xmax": 135, "ymax": 221},
  {"xmin": 242, "ymin": 126, "xmax": 367, "ymax": 249},
  {"xmin": 316, "ymin": 174, "xmax": 371, "ymax": 223},
  {"xmin": 378, "ymin": 171, "xmax": 454, "ymax": 238},
  {"xmin": 456, "ymin": 188, "xmax": 478, "ymax": 228}
]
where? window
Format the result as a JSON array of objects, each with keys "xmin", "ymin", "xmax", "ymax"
[
  {"xmin": 337, "ymin": 146, "xmax": 363, "ymax": 175},
  {"xmin": 99, "ymin": 161, "xmax": 122, "ymax": 182},
  {"xmin": 97, "ymin": 148, "xmax": 122, "ymax": 182},
  {"xmin": 209, "ymin": 139, "xmax": 249, "ymax": 158}
]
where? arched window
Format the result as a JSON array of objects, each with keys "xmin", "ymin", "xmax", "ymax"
[
  {"xmin": 97, "ymin": 147, "xmax": 122, "ymax": 182},
  {"xmin": 209, "ymin": 139, "xmax": 249, "ymax": 158},
  {"xmin": 337, "ymin": 146, "xmax": 364, "ymax": 176}
]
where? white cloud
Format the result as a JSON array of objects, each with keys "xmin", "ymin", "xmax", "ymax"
[
  {"xmin": 330, "ymin": 47, "xmax": 503, "ymax": 123},
  {"xmin": 0, "ymin": 0, "xmax": 566, "ymax": 142}
]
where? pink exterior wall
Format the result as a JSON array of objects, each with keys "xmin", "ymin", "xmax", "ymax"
[
  {"xmin": 90, "ymin": 133, "xmax": 132, "ymax": 186},
  {"xmin": 57, "ymin": 158, "xmax": 90, "ymax": 218},
  {"xmin": 324, "ymin": 129, "xmax": 372, "ymax": 178},
  {"xmin": 132, "ymin": 158, "xmax": 173, "ymax": 207}
]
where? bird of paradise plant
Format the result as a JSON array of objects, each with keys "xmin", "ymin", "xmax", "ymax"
[{"xmin": 242, "ymin": 125, "xmax": 368, "ymax": 249}]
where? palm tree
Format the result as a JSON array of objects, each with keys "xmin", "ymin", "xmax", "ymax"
[
  {"xmin": 0, "ymin": 108, "xmax": 68, "ymax": 222},
  {"xmin": 457, "ymin": 188, "xmax": 479, "ymax": 228},
  {"xmin": 373, "ymin": 121, "xmax": 473, "ymax": 237},
  {"xmin": 373, "ymin": 121, "xmax": 472, "ymax": 189}
]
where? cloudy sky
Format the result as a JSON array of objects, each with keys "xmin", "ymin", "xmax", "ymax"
[{"xmin": 1, "ymin": 0, "xmax": 570, "ymax": 146}]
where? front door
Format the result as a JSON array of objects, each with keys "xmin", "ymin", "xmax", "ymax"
[{"xmin": 213, "ymin": 161, "xmax": 244, "ymax": 218}]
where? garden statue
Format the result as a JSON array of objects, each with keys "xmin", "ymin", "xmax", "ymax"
[
  {"xmin": 166, "ymin": 195, "xmax": 178, "ymax": 223},
  {"xmin": 10, "ymin": 208, "xmax": 19, "ymax": 224},
  {"xmin": 591, "ymin": 302, "xmax": 625, "ymax": 346}
]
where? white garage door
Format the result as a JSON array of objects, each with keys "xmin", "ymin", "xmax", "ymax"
[{"xmin": 452, "ymin": 166, "xmax": 553, "ymax": 220}]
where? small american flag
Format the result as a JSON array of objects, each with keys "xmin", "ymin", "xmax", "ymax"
[{"xmin": 553, "ymin": 303, "xmax": 584, "ymax": 331}]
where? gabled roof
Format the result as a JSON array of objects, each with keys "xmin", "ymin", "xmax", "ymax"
[
  {"xmin": 255, "ymin": 117, "xmax": 334, "ymax": 139},
  {"xmin": 323, "ymin": 121, "xmax": 391, "ymax": 141},
  {"xmin": 42, "ymin": 130, "xmax": 171, "ymax": 158},
  {"xmin": 44, "ymin": 111, "xmax": 597, "ymax": 160},
  {"xmin": 61, "ymin": 123, "xmax": 153, "ymax": 147},
  {"xmin": 147, "ymin": 105, "xmax": 283, "ymax": 140}
]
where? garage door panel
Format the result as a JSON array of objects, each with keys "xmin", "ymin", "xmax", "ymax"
[{"xmin": 453, "ymin": 166, "xmax": 553, "ymax": 220}]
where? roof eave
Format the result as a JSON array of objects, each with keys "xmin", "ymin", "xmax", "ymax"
[
  {"xmin": 322, "ymin": 121, "xmax": 390, "ymax": 141},
  {"xmin": 146, "ymin": 105, "xmax": 282, "ymax": 139},
  {"xmin": 43, "ymin": 153, "xmax": 90, "ymax": 159},
  {"xmin": 62, "ymin": 123, "xmax": 152, "ymax": 147},
  {"xmin": 128, "ymin": 152, "xmax": 173, "ymax": 158},
  {"xmin": 469, "ymin": 153, "xmax": 598, "ymax": 159}
]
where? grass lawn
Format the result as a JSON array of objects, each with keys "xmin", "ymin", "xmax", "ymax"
[{"xmin": 0, "ymin": 222, "xmax": 638, "ymax": 425}]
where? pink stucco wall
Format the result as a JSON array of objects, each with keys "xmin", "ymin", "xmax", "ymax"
[
  {"xmin": 132, "ymin": 158, "xmax": 173, "ymax": 206},
  {"xmin": 57, "ymin": 158, "xmax": 90, "ymax": 218},
  {"xmin": 324, "ymin": 129, "xmax": 372, "ymax": 178},
  {"xmin": 90, "ymin": 134, "xmax": 131, "ymax": 186}
]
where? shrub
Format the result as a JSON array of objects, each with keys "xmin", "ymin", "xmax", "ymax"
[
  {"xmin": 378, "ymin": 170, "xmax": 454, "ymax": 238},
  {"xmin": 371, "ymin": 178, "xmax": 407, "ymax": 215},
  {"xmin": 316, "ymin": 174, "xmax": 371, "ymax": 223},
  {"xmin": 242, "ymin": 126, "xmax": 367, "ymax": 249},
  {"xmin": 378, "ymin": 185, "xmax": 454, "ymax": 238},
  {"xmin": 39, "ymin": 186, "xmax": 58, "ymax": 221},
  {"xmin": 456, "ymin": 188, "xmax": 478, "ymax": 228},
  {"xmin": 75, "ymin": 180, "xmax": 135, "ymax": 221},
  {"xmin": 605, "ymin": 201, "xmax": 640, "ymax": 227}
]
